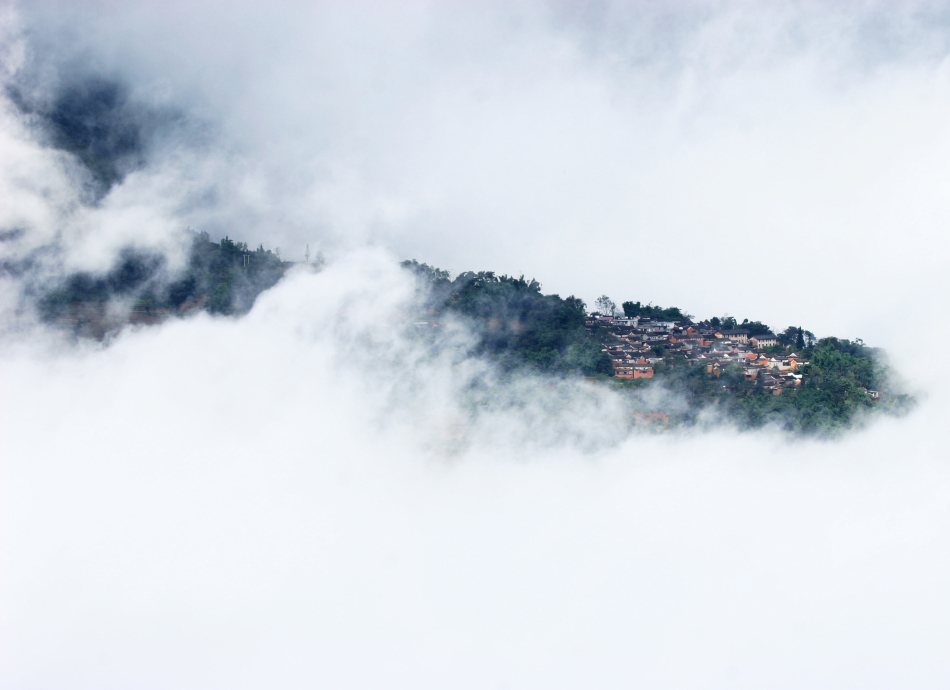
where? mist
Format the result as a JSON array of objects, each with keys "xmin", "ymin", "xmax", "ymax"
[{"xmin": 2, "ymin": 1, "xmax": 950, "ymax": 687}]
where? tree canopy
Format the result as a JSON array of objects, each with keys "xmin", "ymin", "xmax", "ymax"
[
  {"xmin": 36, "ymin": 245, "xmax": 910, "ymax": 436},
  {"xmin": 622, "ymin": 301, "xmax": 688, "ymax": 321},
  {"xmin": 403, "ymin": 261, "xmax": 612, "ymax": 376},
  {"xmin": 40, "ymin": 231, "xmax": 289, "ymax": 321}
]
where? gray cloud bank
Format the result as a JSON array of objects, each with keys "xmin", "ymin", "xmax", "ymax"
[
  {"xmin": 6, "ymin": 0, "xmax": 950, "ymax": 346},
  {"xmin": 2, "ymin": 255, "xmax": 949, "ymax": 688},
  {"xmin": 2, "ymin": 1, "xmax": 950, "ymax": 687}
]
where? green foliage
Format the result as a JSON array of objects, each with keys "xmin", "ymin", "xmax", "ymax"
[
  {"xmin": 739, "ymin": 319, "xmax": 772, "ymax": 336},
  {"xmin": 806, "ymin": 337, "xmax": 882, "ymax": 390},
  {"xmin": 400, "ymin": 260, "xmax": 910, "ymax": 434},
  {"xmin": 182, "ymin": 233, "xmax": 286, "ymax": 314},
  {"xmin": 400, "ymin": 259, "xmax": 451, "ymax": 285},
  {"xmin": 622, "ymin": 301, "xmax": 688, "ymax": 321},
  {"xmin": 644, "ymin": 336, "xmax": 899, "ymax": 434},
  {"xmin": 595, "ymin": 295, "xmax": 617, "ymax": 316},
  {"xmin": 778, "ymin": 326, "xmax": 801, "ymax": 347},
  {"xmin": 405, "ymin": 262, "xmax": 612, "ymax": 376},
  {"xmin": 41, "ymin": 245, "xmax": 910, "ymax": 436},
  {"xmin": 710, "ymin": 317, "xmax": 772, "ymax": 335},
  {"xmin": 40, "ymin": 231, "xmax": 289, "ymax": 320}
]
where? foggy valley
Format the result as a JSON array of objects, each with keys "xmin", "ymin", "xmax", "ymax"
[{"xmin": 2, "ymin": 2, "xmax": 950, "ymax": 688}]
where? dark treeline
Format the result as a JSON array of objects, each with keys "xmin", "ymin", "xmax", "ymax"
[
  {"xmin": 37, "ymin": 246, "xmax": 911, "ymax": 434},
  {"xmin": 12, "ymin": 75, "xmax": 913, "ymax": 434},
  {"xmin": 621, "ymin": 301, "xmax": 687, "ymax": 321},
  {"xmin": 171, "ymin": 233, "xmax": 287, "ymax": 314},
  {"xmin": 39, "ymin": 232, "xmax": 289, "ymax": 325},
  {"xmin": 404, "ymin": 259, "xmax": 913, "ymax": 434},
  {"xmin": 641, "ymin": 338, "xmax": 909, "ymax": 434},
  {"xmin": 402, "ymin": 260, "xmax": 612, "ymax": 376}
]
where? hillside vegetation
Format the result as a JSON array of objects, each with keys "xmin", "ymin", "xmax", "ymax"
[
  {"xmin": 39, "ymin": 232, "xmax": 288, "ymax": 327},
  {"xmin": 33, "ymin": 242, "xmax": 912, "ymax": 435},
  {"xmin": 403, "ymin": 260, "xmax": 913, "ymax": 435}
]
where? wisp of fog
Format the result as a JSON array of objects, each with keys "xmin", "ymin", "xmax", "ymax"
[{"xmin": 2, "ymin": 1, "xmax": 950, "ymax": 688}]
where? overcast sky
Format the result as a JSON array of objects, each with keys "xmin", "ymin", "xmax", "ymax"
[
  {"xmin": 6, "ymin": 0, "xmax": 950, "ymax": 345},
  {"xmin": 3, "ymin": 2, "xmax": 950, "ymax": 688}
]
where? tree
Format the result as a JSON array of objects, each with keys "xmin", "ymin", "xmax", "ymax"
[
  {"xmin": 622, "ymin": 300, "xmax": 688, "ymax": 321},
  {"xmin": 778, "ymin": 326, "xmax": 795, "ymax": 347},
  {"xmin": 400, "ymin": 259, "xmax": 450, "ymax": 284},
  {"xmin": 740, "ymin": 319, "xmax": 772, "ymax": 337},
  {"xmin": 595, "ymin": 295, "xmax": 616, "ymax": 316}
]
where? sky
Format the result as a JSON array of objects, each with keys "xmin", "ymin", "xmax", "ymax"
[{"xmin": 2, "ymin": 1, "xmax": 950, "ymax": 688}]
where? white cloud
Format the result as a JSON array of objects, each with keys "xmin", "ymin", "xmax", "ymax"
[
  {"xmin": 7, "ymin": 1, "xmax": 948, "ymax": 344},
  {"xmin": 1, "ymin": 252, "xmax": 948, "ymax": 688},
  {"xmin": 2, "ymin": 2, "xmax": 950, "ymax": 686}
]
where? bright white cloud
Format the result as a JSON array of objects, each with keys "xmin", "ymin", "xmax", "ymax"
[
  {"xmin": 1, "ymin": 252, "xmax": 948, "ymax": 688},
  {"xmin": 7, "ymin": 1, "xmax": 949, "ymax": 345},
  {"xmin": 1, "ymin": 2, "xmax": 949, "ymax": 687}
]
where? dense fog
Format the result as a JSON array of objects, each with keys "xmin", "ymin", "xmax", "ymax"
[{"xmin": 2, "ymin": 1, "xmax": 950, "ymax": 687}]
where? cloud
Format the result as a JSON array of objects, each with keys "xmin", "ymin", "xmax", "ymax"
[
  {"xmin": 5, "ymin": 1, "xmax": 948, "ymax": 347},
  {"xmin": 1, "ymin": 250, "xmax": 949, "ymax": 688},
  {"xmin": 1, "ymin": 1, "xmax": 950, "ymax": 687}
]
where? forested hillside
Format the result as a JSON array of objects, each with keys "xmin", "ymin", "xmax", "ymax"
[
  {"xmin": 402, "ymin": 259, "xmax": 913, "ymax": 435},
  {"xmin": 32, "ymin": 242, "xmax": 912, "ymax": 434},
  {"xmin": 38, "ymin": 232, "xmax": 289, "ymax": 335},
  {"xmin": 402, "ymin": 260, "xmax": 612, "ymax": 376},
  {"xmin": 641, "ymin": 337, "xmax": 908, "ymax": 433}
]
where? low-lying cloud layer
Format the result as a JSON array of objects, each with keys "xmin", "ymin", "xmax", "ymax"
[
  {"xmin": 3, "ymin": 254, "xmax": 949, "ymax": 688},
  {"xmin": 2, "ymin": 1, "xmax": 950, "ymax": 687}
]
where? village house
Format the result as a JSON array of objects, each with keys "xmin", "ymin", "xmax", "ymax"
[
  {"xmin": 669, "ymin": 332, "xmax": 702, "ymax": 344},
  {"xmin": 640, "ymin": 322, "xmax": 671, "ymax": 333},
  {"xmin": 716, "ymin": 328, "xmax": 749, "ymax": 344},
  {"xmin": 759, "ymin": 372, "xmax": 782, "ymax": 394},
  {"xmin": 643, "ymin": 332, "xmax": 669, "ymax": 342},
  {"xmin": 613, "ymin": 364, "xmax": 635, "ymax": 378},
  {"xmin": 587, "ymin": 310, "xmax": 824, "ymax": 400},
  {"xmin": 751, "ymin": 333, "xmax": 779, "ymax": 348},
  {"xmin": 589, "ymin": 310, "xmax": 821, "ymax": 395},
  {"xmin": 633, "ymin": 363, "xmax": 654, "ymax": 378}
]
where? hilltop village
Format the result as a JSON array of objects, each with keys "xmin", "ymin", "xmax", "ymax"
[
  {"xmin": 37, "ymin": 244, "xmax": 902, "ymax": 433},
  {"xmin": 588, "ymin": 315, "xmax": 877, "ymax": 399}
]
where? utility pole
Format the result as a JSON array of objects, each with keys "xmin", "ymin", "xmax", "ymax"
[{"xmin": 305, "ymin": 243, "xmax": 310, "ymax": 263}]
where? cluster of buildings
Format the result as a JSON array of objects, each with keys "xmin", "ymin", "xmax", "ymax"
[{"xmin": 587, "ymin": 315, "xmax": 807, "ymax": 394}]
